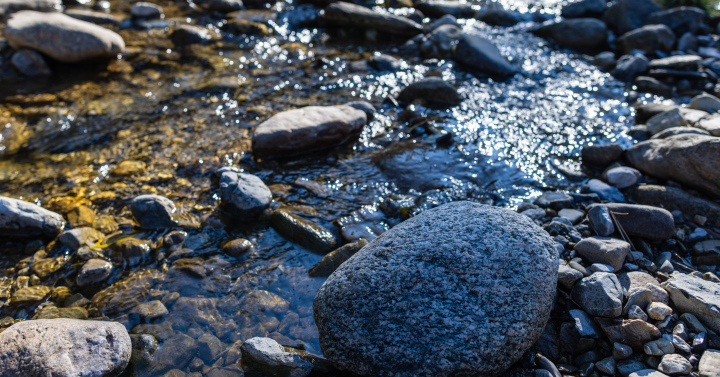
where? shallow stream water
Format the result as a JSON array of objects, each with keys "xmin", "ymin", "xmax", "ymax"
[{"xmin": 0, "ymin": 0, "xmax": 649, "ymax": 374}]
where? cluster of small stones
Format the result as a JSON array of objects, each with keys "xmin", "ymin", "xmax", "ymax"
[{"xmin": 1, "ymin": 0, "xmax": 720, "ymax": 376}]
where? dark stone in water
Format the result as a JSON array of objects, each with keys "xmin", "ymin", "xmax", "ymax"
[
  {"xmin": 313, "ymin": 201, "xmax": 558, "ymax": 377},
  {"xmin": 131, "ymin": 195, "xmax": 177, "ymax": 229},
  {"xmin": 561, "ymin": 0, "xmax": 606, "ymax": 18},
  {"xmin": 532, "ymin": 18, "xmax": 607, "ymax": 50},
  {"xmin": 602, "ymin": 0, "xmax": 660, "ymax": 35},
  {"xmin": 397, "ymin": 77, "xmax": 462, "ymax": 107},
  {"xmin": 270, "ymin": 210, "xmax": 336, "ymax": 253},
  {"xmin": 581, "ymin": 143, "xmax": 623, "ymax": 167},
  {"xmin": 453, "ymin": 33, "xmax": 517, "ymax": 78},
  {"xmin": 11, "ymin": 49, "xmax": 51, "ymax": 76},
  {"xmin": 323, "ymin": 2, "xmax": 422, "ymax": 36},
  {"xmin": 223, "ymin": 238, "xmax": 253, "ymax": 257},
  {"xmin": 309, "ymin": 239, "xmax": 368, "ymax": 277},
  {"xmin": 415, "ymin": 0, "xmax": 475, "ymax": 19},
  {"xmin": 145, "ymin": 333, "xmax": 198, "ymax": 375},
  {"xmin": 219, "ymin": 168, "xmax": 272, "ymax": 219}
]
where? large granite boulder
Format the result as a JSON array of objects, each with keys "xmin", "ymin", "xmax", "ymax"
[
  {"xmin": 0, "ymin": 196, "xmax": 64, "ymax": 238},
  {"xmin": 252, "ymin": 104, "xmax": 368, "ymax": 158},
  {"xmin": 625, "ymin": 134, "xmax": 720, "ymax": 198},
  {"xmin": 0, "ymin": 318, "xmax": 131, "ymax": 377},
  {"xmin": 323, "ymin": 2, "xmax": 423, "ymax": 36},
  {"xmin": 313, "ymin": 201, "xmax": 558, "ymax": 376},
  {"xmin": 4, "ymin": 11, "xmax": 125, "ymax": 63}
]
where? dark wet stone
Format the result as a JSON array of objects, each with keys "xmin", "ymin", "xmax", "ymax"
[
  {"xmin": 479, "ymin": 9, "xmax": 522, "ymax": 27},
  {"xmin": 270, "ymin": 210, "xmax": 336, "ymax": 253},
  {"xmin": 419, "ymin": 24, "xmax": 462, "ymax": 58},
  {"xmin": 612, "ymin": 54, "xmax": 649, "ymax": 82},
  {"xmin": 618, "ymin": 25, "xmax": 676, "ymax": 55},
  {"xmin": 635, "ymin": 103, "xmax": 675, "ymax": 124},
  {"xmin": 634, "ymin": 76, "xmax": 672, "ymax": 96},
  {"xmin": 569, "ymin": 309, "xmax": 601, "ymax": 338},
  {"xmin": 240, "ymin": 337, "xmax": 313, "ymax": 377},
  {"xmin": 146, "ymin": 334, "xmax": 198, "ymax": 374},
  {"xmin": 323, "ymin": 2, "xmax": 422, "ymax": 36},
  {"xmin": 561, "ymin": 0, "xmax": 605, "ymax": 18},
  {"xmin": 309, "ymin": 239, "xmax": 368, "ymax": 277},
  {"xmin": 646, "ymin": 6, "xmax": 706, "ymax": 36},
  {"xmin": 76, "ymin": 258, "xmax": 112, "ymax": 286},
  {"xmin": 9, "ymin": 285, "xmax": 51, "ymax": 306},
  {"xmin": 626, "ymin": 134, "xmax": 720, "ymax": 198},
  {"xmin": 575, "ymin": 237, "xmax": 630, "ymax": 272},
  {"xmin": 588, "ymin": 204, "xmax": 615, "ymax": 236},
  {"xmin": 11, "ymin": 49, "xmax": 50, "ymax": 76},
  {"xmin": 572, "ymin": 272, "xmax": 624, "ymax": 317},
  {"xmin": 597, "ymin": 318, "xmax": 661, "ymax": 348},
  {"xmin": 609, "ymin": 203, "xmax": 675, "ymax": 240},
  {"xmin": 0, "ymin": 196, "xmax": 65, "ymax": 238},
  {"xmin": 58, "ymin": 227, "xmax": 104, "ymax": 250},
  {"xmin": 64, "ymin": 9, "xmax": 119, "ymax": 25},
  {"xmin": 314, "ymin": 202, "xmax": 558, "ymax": 376},
  {"xmin": 602, "ymin": 0, "xmax": 660, "ymax": 35},
  {"xmin": 170, "ymin": 25, "xmax": 214, "ymax": 45},
  {"xmin": 198, "ymin": 333, "xmax": 224, "ymax": 362},
  {"xmin": 453, "ymin": 32, "xmax": 517, "ymax": 78},
  {"xmin": 112, "ymin": 238, "xmax": 152, "ymax": 267},
  {"xmin": 344, "ymin": 101, "xmax": 376, "ymax": 120},
  {"xmin": 131, "ymin": 300, "xmax": 168, "ymax": 321},
  {"xmin": 534, "ymin": 191, "xmax": 573, "ymax": 210},
  {"xmin": 5, "ymin": 11, "xmax": 125, "ymax": 63},
  {"xmin": 532, "ymin": 18, "xmax": 607, "ymax": 50},
  {"xmin": 593, "ymin": 51, "xmax": 616, "ymax": 70},
  {"xmin": 0, "ymin": 319, "xmax": 131, "ymax": 377},
  {"xmin": 219, "ymin": 168, "xmax": 272, "ymax": 219},
  {"xmin": 130, "ymin": 2, "xmax": 163, "ymax": 19},
  {"xmin": 252, "ymin": 104, "xmax": 367, "ymax": 158},
  {"xmin": 198, "ymin": 0, "xmax": 243, "ymax": 13},
  {"xmin": 581, "ymin": 143, "xmax": 623, "ymax": 166},
  {"xmin": 558, "ymin": 208, "xmax": 584, "ymax": 224},
  {"xmin": 223, "ymin": 238, "xmax": 253, "ymax": 257},
  {"xmin": 617, "ymin": 359, "xmax": 650, "ymax": 376},
  {"xmin": 131, "ymin": 195, "xmax": 177, "ymax": 229},
  {"xmin": 239, "ymin": 290, "xmax": 289, "ymax": 314},
  {"xmin": 397, "ymin": 77, "xmax": 462, "ymax": 107},
  {"xmin": 368, "ymin": 53, "xmax": 402, "ymax": 71},
  {"xmin": 415, "ymin": 0, "xmax": 475, "ymax": 18}
]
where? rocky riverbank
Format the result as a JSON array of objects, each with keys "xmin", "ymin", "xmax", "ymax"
[{"xmin": 1, "ymin": 0, "xmax": 720, "ymax": 376}]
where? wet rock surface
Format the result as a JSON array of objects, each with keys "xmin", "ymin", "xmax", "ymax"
[{"xmin": 314, "ymin": 201, "xmax": 558, "ymax": 376}]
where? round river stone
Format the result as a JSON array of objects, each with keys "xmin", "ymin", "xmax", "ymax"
[{"xmin": 313, "ymin": 201, "xmax": 558, "ymax": 377}]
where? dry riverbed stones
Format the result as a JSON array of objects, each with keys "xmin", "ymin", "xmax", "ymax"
[{"xmin": 313, "ymin": 201, "xmax": 558, "ymax": 376}]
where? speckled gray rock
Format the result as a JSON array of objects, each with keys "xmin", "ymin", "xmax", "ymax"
[
  {"xmin": 252, "ymin": 104, "xmax": 368, "ymax": 157},
  {"xmin": 575, "ymin": 237, "xmax": 631, "ymax": 272},
  {"xmin": 219, "ymin": 168, "xmax": 272, "ymax": 219},
  {"xmin": 699, "ymin": 349, "xmax": 720, "ymax": 377},
  {"xmin": 663, "ymin": 273, "xmax": 720, "ymax": 333},
  {"xmin": 240, "ymin": 337, "xmax": 313, "ymax": 377},
  {"xmin": 4, "ymin": 11, "xmax": 125, "ymax": 63},
  {"xmin": 0, "ymin": 318, "xmax": 131, "ymax": 377},
  {"xmin": 313, "ymin": 201, "xmax": 558, "ymax": 377},
  {"xmin": 0, "ymin": 196, "xmax": 65, "ymax": 238},
  {"xmin": 572, "ymin": 272, "xmax": 624, "ymax": 317},
  {"xmin": 130, "ymin": 194, "xmax": 177, "ymax": 229}
]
